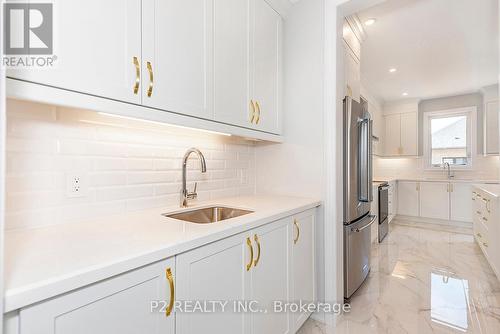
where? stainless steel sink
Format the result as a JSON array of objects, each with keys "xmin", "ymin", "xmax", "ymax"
[{"xmin": 163, "ymin": 206, "xmax": 254, "ymax": 224}]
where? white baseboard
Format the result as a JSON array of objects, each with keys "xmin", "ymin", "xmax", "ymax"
[{"xmin": 395, "ymin": 215, "xmax": 472, "ymax": 229}]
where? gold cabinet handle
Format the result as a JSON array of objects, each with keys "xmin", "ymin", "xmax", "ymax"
[
  {"xmin": 165, "ymin": 268, "xmax": 174, "ymax": 317},
  {"xmin": 483, "ymin": 242, "xmax": 488, "ymax": 248},
  {"xmin": 147, "ymin": 61, "xmax": 154, "ymax": 97},
  {"xmin": 250, "ymin": 100, "xmax": 256, "ymax": 124},
  {"xmin": 253, "ymin": 234, "xmax": 261, "ymax": 267},
  {"xmin": 477, "ymin": 210, "xmax": 482, "ymax": 215},
  {"xmin": 293, "ymin": 219, "xmax": 300, "ymax": 244},
  {"xmin": 133, "ymin": 56, "xmax": 140, "ymax": 94},
  {"xmin": 483, "ymin": 217, "xmax": 488, "ymax": 222},
  {"xmin": 477, "ymin": 232, "xmax": 482, "ymax": 238},
  {"xmin": 246, "ymin": 237, "xmax": 254, "ymax": 271},
  {"xmin": 255, "ymin": 101, "xmax": 261, "ymax": 124}
]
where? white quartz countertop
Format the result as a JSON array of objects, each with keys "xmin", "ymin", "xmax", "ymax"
[
  {"xmin": 375, "ymin": 177, "xmax": 499, "ymax": 184},
  {"xmin": 473, "ymin": 184, "xmax": 500, "ymax": 198},
  {"xmin": 4, "ymin": 195, "xmax": 321, "ymax": 313}
]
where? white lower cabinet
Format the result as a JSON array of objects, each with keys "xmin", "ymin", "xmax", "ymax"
[
  {"xmin": 12, "ymin": 209, "xmax": 316, "ymax": 334},
  {"xmin": 291, "ymin": 211, "xmax": 315, "ymax": 331},
  {"xmin": 397, "ymin": 181, "xmax": 419, "ymax": 216},
  {"xmin": 472, "ymin": 187, "xmax": 499, "ymax": 277},
  {"xmin": 175, "ymin": 209, "xmax": 315, "ymax": 334},
  {"xmin": 397, "ymin": 181, "xmax": 474, "ymax": 223},
  {"xmin": 450, "ymin": 183, "xmax": 473, "ymax": 222},
  {"xmin": 250, "ymin": 219, "xmax": 291, "ymax": 334},
  {"xmin": 18, "ymin": 258, "xmax": 175, "ymax": 334},
  {"xmin": 419, "ymin": 182, "xmax": 449, "ymax": 220},
  {"xmin": 175, "ymin": 232, "xmax": 251, "ymax": 334}
]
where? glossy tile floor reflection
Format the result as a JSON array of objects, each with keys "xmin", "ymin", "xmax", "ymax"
[{"xmin": 298, "ymin": 220, "xmax": 500, "ymax": 334}]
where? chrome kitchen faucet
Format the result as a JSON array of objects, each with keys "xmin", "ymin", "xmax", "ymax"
[{"xmin": 180, "ymin": 148, "xmax": 207, "ymax": 208}]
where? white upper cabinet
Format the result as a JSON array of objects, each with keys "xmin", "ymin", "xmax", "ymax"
[
  {"xmin": 419, "ymin": 182, "xmax": 449, "ymax": 220},
  {"xmin": 7, "ymin": 0, "xmax": 283, "ymax": 140},
  {"xmin": 252, "ymin": 0, "xmax": 282, "ymax": 134},
  {"xmin": 385, "ymin": 114, "xmax": 402, "ymax": 156},
  {"xmin": 7, "ymin": 0, "xmax": 142, "ymax": 104},
  {"xmin": 213, "ymin": 0, "xmax": 282, "ymax": 134},
  {"xmin": 213, "ymin": 0, "xmax": 252, "ymax": 128},
  {"xmin": 400, "ymin": 112, "xmax": 418, "ymax": 156},
  {"xmin": 384, "ymin": 112, "xmax": 418, "ymax": 156},
  {"xmin": 142, "ymin": 0, "xmax": 213, "ymax": 119}
]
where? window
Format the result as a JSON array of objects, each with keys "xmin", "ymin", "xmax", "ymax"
[{"xmin": 423, "ymin": 107, "xmax": 476, "ymax": 169}]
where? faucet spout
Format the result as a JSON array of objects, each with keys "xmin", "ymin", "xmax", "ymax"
[
  {"xmin": 443, "ymin": 162, "xmax": 454, "ymax": 179},
  {"xmin": 181, "ymin": 148, "xmax": 207, "ymax": 208}
]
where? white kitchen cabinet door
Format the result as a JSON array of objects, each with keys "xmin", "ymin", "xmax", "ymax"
[
  {"xmin": 450, "ymin": 183, "xmax": 473, "ymax": 222},
  {"xmin": 344, "ymin": 46, "xmax": 361, "ymax": 103},
  {"xmin": 419, "ymin": 182, "xmax": 450, "ymax": 220},
  {"xmin": 213, "ymin": 0, "xmax": 252, "ymax": 128},
  {"xmin": 176, "ymin": 232, "xmax": 251, "ymax": 334},
  {"xmin": 485, "ymin": 100, "xmax": 499, "ymax": 155},
  {"xmin": 252, "ymin": 0, "xmax": 282, "ymax": 134},
  {"xmin": 400, "ymin": 112, "xmax": 418, "ymax": 156},
  {"xmin": 19, "ymin": 258, "xmax": 174, "ymax": 334},
  {"xmin": 385, "ymin": 114, "xmax": 401, "ymax": 156},
  {"xmin": 250, "ymin": 218, "xmax": 290, "ymax": 334},
  {"xmin": 7, "ymin": 0, "xmax": 142, "ymax": 104},
  {"xmin": 142, "ymin": 0, "xmax": 213, "ymax": 119},
  {"xmin": 291, "ymin": 210, "xmax": 316, "ymax": 332},
  {"xmin": 398, "ymin": 181, "xmax": 419, "ymax": 217}
]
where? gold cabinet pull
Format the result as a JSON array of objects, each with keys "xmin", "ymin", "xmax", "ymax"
[
  {"xmin": 483, "ymin": 242, "xmax": 488, "ymax": 248},
  {"xmin": 165, "ymin": 267, "xmax": 174, "ymax": 317},
  {"xmin": 250, "ymin": 100, "xmax": 256, "ymax": 124},
  {"xmin": 246, "ymin": 237, "xmax": 254, "ymax": 271},
  {"xmin": 253, "ymin": 234, "xmax": 261, "ymax": 267},
  {"xmin": 133, "ymin": 56, "xmax": 140, "ymax": 94},
  {"xmin": 255, "ymin": 101, "xmax": 261, "ymax": 124},
  {"xmin": 293, "ymin": 219, "xmax": 300, "ymax": 244},
  {"xmin": 477, "ymin": 232, "xmax": 482, "ymax": 238},
  {"xmin": 146, "ymin": 61, "xmax": 154, "ymax": 97},
  {"xmin": 483, "ymin": 217, "xmax": 488, "ymax": 222}
]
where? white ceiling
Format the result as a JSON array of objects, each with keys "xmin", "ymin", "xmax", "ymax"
[{"xmin": 358, "ymin": 0, "xmax": 499, "ymax": 102}]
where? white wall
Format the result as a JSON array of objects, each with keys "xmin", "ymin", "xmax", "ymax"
[
  {"xmin": 255, "ymin": 0, "xmax": 327, "ymax": 320},
  {"xmin": 5, "ymin": 99, "xmax": 256, "ymax": 230}
]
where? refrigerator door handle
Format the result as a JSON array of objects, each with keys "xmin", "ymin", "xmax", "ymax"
[
  {"xmin": 358, "ymin": 118, "xmax": 372, "ymax": 202},
  {"xmin": 351, "ymin": 215, "xmax": 377, "ymax": 232}
]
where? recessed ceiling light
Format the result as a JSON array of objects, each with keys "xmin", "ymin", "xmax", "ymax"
[
  {"xmin": 402, "ymin": 92, "xmax": 408, "ymax": 96},
  {"xmin": 364, "ymin": 18, "xmax": 376, "ymax": 26},
  {"xmin": 389, "ymin": 68, "xmax": 397, "ymax": 73}
]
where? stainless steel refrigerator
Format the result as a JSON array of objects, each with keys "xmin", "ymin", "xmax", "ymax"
[{"xmin": 343, "ymin": 96, "xmax": 377, "ymax": 300}]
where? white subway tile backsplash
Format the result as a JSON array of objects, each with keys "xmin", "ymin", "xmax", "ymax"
[{"xmin": 5, "ymin": 99, "xmax": 257, "ymax": 230}]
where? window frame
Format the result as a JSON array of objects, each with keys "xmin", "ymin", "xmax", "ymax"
[{"xmin": 423, "ymin": 107, "xmax": 477, "ymax": 170}]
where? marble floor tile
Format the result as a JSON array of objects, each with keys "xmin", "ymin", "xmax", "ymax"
[{"xmin": 298, "ymin": 220, "xmax": 500, "ymax": 334}]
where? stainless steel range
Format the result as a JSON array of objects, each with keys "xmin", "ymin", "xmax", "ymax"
[{"xmin": 343, "ymin": 96, "xmax": 377, "ymax": 300}]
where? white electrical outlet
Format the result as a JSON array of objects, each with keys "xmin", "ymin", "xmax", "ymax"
[{"xmin": 66, "ymin": 173, "xmax": 86, "ymax": 198}]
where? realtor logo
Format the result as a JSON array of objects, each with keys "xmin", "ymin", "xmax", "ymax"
[
  {"xmin": 2, "ymin": 2, "xmax": 55, "ymax": 68},
  {"xmin": 4, "ymin": 3, "xmax": 53, "ymax": 54}
]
